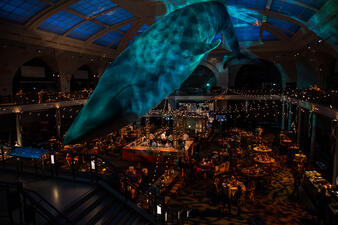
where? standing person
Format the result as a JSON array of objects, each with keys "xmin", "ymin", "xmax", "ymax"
[
  {"xmin": 248, "ymin": 181, "xmax": 255, "ymax": 203},
  {"xmin": 234, "ymin": 185, "xmax": 243, "ymax": 217},
  {"xmin": 224, "ymin": 183, "xmax": 232, "ymax": 215}
]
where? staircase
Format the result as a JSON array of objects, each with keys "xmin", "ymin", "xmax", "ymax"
[{"xmin": 62, "ymin": 188, "xmax": 151, "ymax": 225}]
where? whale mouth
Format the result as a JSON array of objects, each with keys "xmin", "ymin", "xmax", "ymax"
[
  {"xmin": 63, "ymin": 84, "xmax": 138, "ymax": 145},
  {"xmin": 64, "ymin": 112, "xmax": 138, "ymax": 145}
]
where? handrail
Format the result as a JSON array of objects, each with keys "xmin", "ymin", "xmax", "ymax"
[
  {"xmin": 96, "ymin": 155, "xmax": 162, "ymax": 199},
  {"xmin": 59, "ymin": 151, "xmax": 162, "ymax": 200},
  {"xmin": 23, "ymin": 189, "xmax": 74, "ymax": 225},
  {"xmin": 0, "ymin": 180, "xmax": 74, "ymax": 225}
]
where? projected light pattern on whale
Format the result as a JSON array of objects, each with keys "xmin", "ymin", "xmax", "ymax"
[{"xmin": 64, "ymin": 1, "xmax": 241, "ymax": 144}]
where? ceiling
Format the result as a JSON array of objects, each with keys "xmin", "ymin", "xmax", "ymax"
[{"xmin": 0, "ymin": 0, "xmax": 336, "ymax": 54}]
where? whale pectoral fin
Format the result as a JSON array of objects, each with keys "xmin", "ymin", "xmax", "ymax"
[{"xmin": 181, "ymin": 39, "xmax": 221, "ymax": 56}]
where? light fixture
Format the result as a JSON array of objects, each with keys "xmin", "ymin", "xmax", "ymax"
[
  {"xmin": 156, "ymin": 205, "xmax": 161, "ymax": 215},
  {"xmin": 91, "ymin": 160, "xmax": 95, "ymax": 170},
  {"xmin": 51, "ymin": 154, "xmax": 55, "ymax": 164}
]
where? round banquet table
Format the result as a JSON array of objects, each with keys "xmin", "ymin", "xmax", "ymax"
[
  {"xmin": 294, "ymin": 154, "xmax": 306, "ymax": 163},
  {"xmin": 253, "ymin": 146, "xmax": 272, "ymax": 153},
  {"xmin": 241, "ymin": 167, "xmax": 267, "ymax": 178},
  {"xmin": 254, "ymin": 156, "xmax": 276, "ymax": 164},
  {"xmin": 288, "ymin": 145, "xmax": 300, "ymax": 150},
  {"xmin": 281, "ymin": 139, "xmax": 292, "ymax": 144}
]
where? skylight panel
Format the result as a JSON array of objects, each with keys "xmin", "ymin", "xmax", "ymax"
[
  {"xmin": 234, "ymin": 26, "xmax": 260, "ymax": 42},
  {"xmin": 118, "ymin": 23, "xmax": 133, "ymax": 33},
  {"xmin": 95, "ymin": 8, "xmax": 134, "ymax": 26},
  {"xmin": 68, "ymin": 0, "xmax": 117, "ymax": 17},
  {"xmin": 67, "ymin": 21, "xmax": 105, "ymax": 40},
  {"xmin": 262, "ymin": 30, "xmax": 277, "ymax": 41},
  {"xmin": 0, "ymin": 0, "xmax": 48, "ymax": 24},
  {"xmin": 94, "ymin": 30, "xmax": 123, "ymax": 46},
  {"xmin": 271, "ymin": 0, "xmax": 316, "ymax": 22},
  {"xmin": 38, "ymin": 10, "xmax": 85, "ymax": 34},
  {"xmin": 226, "ymin": 0, "xmax": 267, "ymax": 10},
  {"xmin": 267, "ymin": 17, "xmax": 300, "ymax": 37}
]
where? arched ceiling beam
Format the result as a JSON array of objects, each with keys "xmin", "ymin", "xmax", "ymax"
[
  {"xmin": 280, "ymin": 0, "xmax": 319, "ymax": 12},
  {"xmin": 260, "ymin": 0, "xmax": 274, "ymax": 42},
  {"xmin": 254, "ymin": 9, "xmax": 311, "ymax": 33},
  {"xmin": 116, "ymin": 21, "xmax": 144, "ymax": 53},
  {"xmin": 86, "ymin": 17, "xmax": 139, "ymax": 43},
  {"xmin": 108, "ymin": 38, "xmax": 122, "ymax": 48},
  {"xmin": 261, "ymin": 23, "xmax": 291, "ymax": 41},
  {"xmin": 115, "ymin": 17, "xmax": 154, "ymax": 53},
  {"xmin": 25, "ymin": 0, "xmax": 79, "ymax": 30},
  {"xmin": 62, "ymin": 7, "xmax": 124, "ymax": 37}
]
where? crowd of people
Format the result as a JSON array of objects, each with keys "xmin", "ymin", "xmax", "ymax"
[{"xmin": 1, "ymin": 88, "xmax": 93, "ymax": 105}]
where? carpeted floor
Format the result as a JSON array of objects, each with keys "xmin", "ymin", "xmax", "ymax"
[
  {"xmin": 168, "ymin": 165, "xmax": 316, "ymax": 225},
  {"xmin": 167, "ymin": 132, "xmax": 316, "ymax": 225}
]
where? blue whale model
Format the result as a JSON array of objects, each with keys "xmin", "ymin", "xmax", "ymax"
[{"xmin": 64, "ymin": 1, "xmax": 241, "ymax": 144}]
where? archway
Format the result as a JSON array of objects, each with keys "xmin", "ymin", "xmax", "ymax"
[
  {"xmin": 178, "ymin": 65, "xmax": 217, "ymax": 94},
  {"xmin": 70, "ymin": 64, "xmax": 99, "ymax": 92},
  {"xmin": 234, "ymin": 61, "xmax": 282, "ymax": 89},
  {"xmin": 12, "ymin": 57, "xmax": 58, "ymax": 94}
]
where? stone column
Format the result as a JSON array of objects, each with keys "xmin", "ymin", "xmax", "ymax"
[
  {"xmin": 16, "ymin": 113, "xmax": 22, "ymax": 146},
  {"xmin": 56, "ymin": 108, "xmax": 61, "ymax": 139},
  {"xmin": 281, "ymin": 96, "xmax": 286, "ymax": 130},
  {"xmin": 296, "ymin": 106, "xmax": 302, "ymax": 145},
  {"xmin": 309, "ymin": 112, "xmax": 317, "ymax": 161},
  {"xmin": 333, "ymin": 124, "xmax": 338, "ymax": 184},
  {"xmin": 288, "ymin": 103, "xmax": 292, "ymax": 131}
]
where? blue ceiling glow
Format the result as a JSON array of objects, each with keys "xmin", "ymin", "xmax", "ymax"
[
  {"xmin": 297, "ymin": 0, "xmax": 327, "ymax": 9},
  {"xmin": 95, "ymin": 8, "xmax": 134, "ymax": 26},
  {"xmin": 270, "ymin": 0, "xmax": 315, "ymax": 22},
  {"xmin": 67, "ymin": 21, "xmax": 105, "ymax": 40},
  {"xmin": 0, "ymin": 0, "xmax": 48, "ymax": 24},
  {"xmin": 267, "ymin": 17, "xmax": 300, "ymax": 37},
  {"xmin": 49, "ymin": 0, "xmax": 60, "ymax": 2},
  {"xmin": 68, "ymin": 0, "xmax": 117, "ymax": 17},
  {"xmin": 94, "ymin": 30, "xmax": 123, "ymax": 46},
  {"xmin": 226, "ymin": 0, "xmax": 267, "ymax": 10},
  {"xmin": 137, "ymin": 24, "xmax": 149, "ymax": 34},
  {"xmin": 262, "ymin": 30, "xmax": 277, "ymax": 41},
  {"xmin": 118, "ymin": 23, "xmax": 133, "ymax": 33},
  {"xmin": 111, "ymin": 40, "xmax": 121, "ymax": 49},
  {"xmin": 38, "ymin": 10, "xmax": 84, "ymax": 34},
  {"xmin": 234, "ymin": 25, "xmax": 260, "ymax": 41}
]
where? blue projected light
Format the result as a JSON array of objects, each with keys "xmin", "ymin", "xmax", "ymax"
[
  {"xmin": 226, "ymin": 0, "xmax": 267, "ymax": 10},
  {"xmin": 0, "ymin": 0, "xmax": 48, "ymax": 24},
  {"xmin": 94, "ymin": 30, "xmax": 123, "ymax": 46},
  {"xmin": 95, "ymin": 8, "xmax": 134, "ymax": 26},
  {"xmin": 270, "ymin": 0, "xmax": 315, "ymax": 22},
  {"xmin": 235, "ymin": 26, "xmax": 260, "ymax": 41},
  {"xmin": 64, "ymin": 1, "xmax": 233, "ymax": 144},
  {"xmin": 262, "ymin": 30, "xmax": 277, "ymax": 41},
  {"xmin": 39, "ymin": 10, "xmax": 84, "ymax": 34},
  {"xmin": 67, "ymin": 21, "xmax": 104, "ymax": 40},
  {"xmin": 68, "ymin": 0, "xmax": 117, "ymax": 17},
  {"xmin": 268, "ymin": 17, "xmax": 299, "ymax": 37},
  {"xmin": 118, "ymin": 23, "xmax": 133, "ymax": 33}
]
